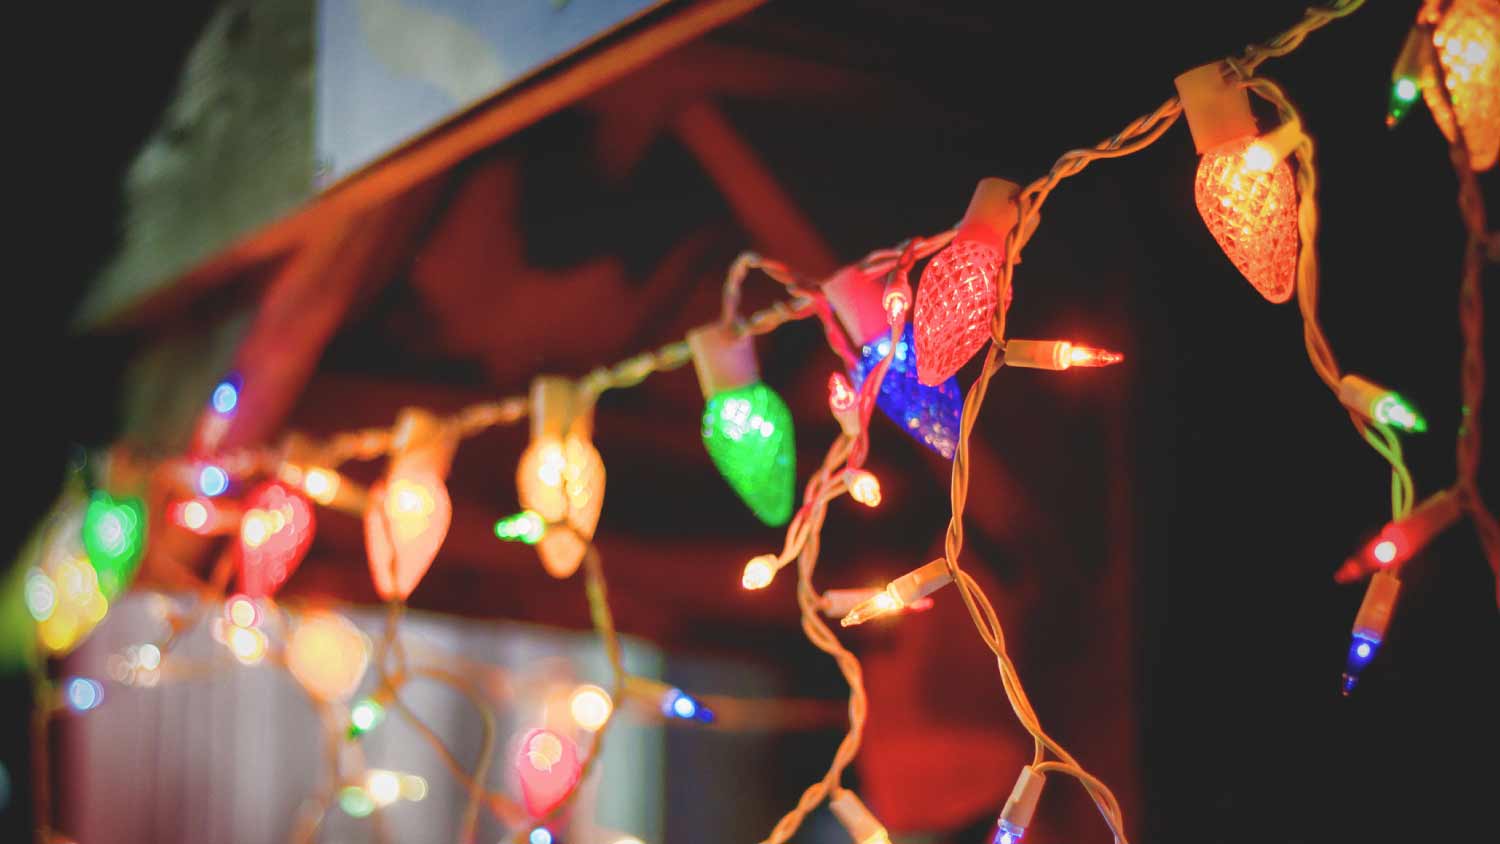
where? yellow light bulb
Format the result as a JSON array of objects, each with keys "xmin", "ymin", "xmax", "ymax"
[
  {"xmin": 517, "ymin": 434, "xmax": 606, "ymax": 579},
  {"xmin": 742, "ymin": 554, "xmax": 777, "ymax": 590},
  {"xmin": 228, "ymin": 626, "xmax": 267, "ymax": 665},
  {"xmin": 181, "ymin": 500, "xmax": 209, "ymax": 531},
  {"xmin": 241, "ymin": 511, "xmax": 272, "ymax": 548},
  {"xmin": 848, "ymin": 470, "xmax": 882, "ymax": 507},
  {"xmin": 286, "ymin": 612, "xmax": 370, "ymax": 702},
  {"xmin": 227, "ymin": 595, "xmax": 259, "ymax": 628},
  {"xmin": 303, "ymin": 468, "xmax": 339, "ymax": 505},
  {"xmin": 399, "ymin": 774, "xmax": 428, "ymax": 802},
  {"xmin": 366, "ymin": 769, "xmax": 402, "ymax": 807},
  {"xmin": 569, "ymin": 684, "xmax": 613, "ymax": 731},
  {"xmin": 1242, "ymin": 141, "xmax": 1275, "ymax": 173}
]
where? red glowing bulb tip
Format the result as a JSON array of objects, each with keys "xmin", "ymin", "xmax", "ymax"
[{"xmin": 1064, "ymin": 344, "xmax": 1124, "ymax": 368}]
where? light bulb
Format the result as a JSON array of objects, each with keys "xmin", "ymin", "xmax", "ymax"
[
  {"xmin": 238, "ymin": 481, "xmax": 315, "ymax": 599},
  {"xmin": 689, "ymin": 325, "xmax": 795, "ymax": 526},
  {"xmin": 1004, "ymin": 339, "xmax": 1125, "ymax": 371},
  {"xmin": 365, "ymin": 409, "xmax": 455, "ymax": 601},
  {"xmin": 226, "ymin": 594, "xmax": 261, "ymax": 628},
  {"xmin": 339, "ymin": 786, "xmax": 376, "ymax": 818},
  {"xmin": 64, "ymin": 677, "xmax": 104, "ymax": 712},
  {"xmin": 302, "ymin": 468, "xmax": 340, "ymax": 505},
  {"xmin": 1334, "ymin": 490, "xmax": 1462, "ymax": 583},
  {"xmin": 286, "ymin": 611, "xmax": 369, "ymax": 702},
  {"xmin": 495, "ymin": 510, "xmax": 547, "ymax": 545},
  {"xmin": 1338, "ymin": 375, "xmax": 1427, "ymax": 433},
  {"xmin": 852, "ymin": 329, "xmax": 963, "ymax": 458},
  {"xmin": 1176, "ymin": 63, "xmax": 1299, "ymax": 303},
  {"xmin": 366, "ymin": 769, "xmax": 402, "ymax": 807},
  {"xmin": 993, "ymin": 766, "xmax": 1046, "ymax": 844},
  {"xmin": 741, "ymin": 554, "xmax": 778, "ymax": 590},
  {"xmin": 82, "ymin": 491, "xmax": 146, "ymax": 600},
  {"xmin": 171, "ymin": 498, "xmax": 215, "ymax": 533},
  {"xmin": 210, "ymin": 376, "xmax": 240, "ymax": 415},
  {"xmin": 846, "ymin": 470, "xmax": 882, "ymax": 507},
  {"xmin": 515, "ymin": 727, "xmax": 582, "ymax": 817},
  {"xmin": 518, "ymin": 377, "xmax": 606, "ymax": 578},
  {"xmin": 913, "ymin": 178, "xmax": 1024, "ymax": 385},
  {"xmin": 661, "ymin": 687, "xmax": 714, "ymax": 723},
  {"xmin": 197, "ymin": 464, "xmax": 229, "ymax": 497},
  {"xmin": 529, "ymin": 829, "xmax": 554, "ymax": 844},
  {"xmin": 227, "ymin": 625, "xmax": 268, "ymax": 665},
  {"xmin": 399, "ymin": 774, "xmax": 428, "ymax": 801},
  {"xmin": 1389, "ymin": 25, "xmax": 1433, "ymax": 128},
  {"xmin": 1342, "ymin": 572, "xmax": 1401, "ymax": 695},
  {"xmin": 1424, "ymin": 0, "xmax": 1500, "ymax": 170},
  {"xmin": 841, "ymin": 559, "xmax": 953, "ymax": 627},
  {"xmin": 349, "ymin": 698, "xmax": 386, "ymax": 737},
  {"xmin": 569, "ymin": 684, "xmax": 613, "ymax": 731},
  {"xmin": 829, "ymin": 791, "xmax": 890, "ymax": 844}
]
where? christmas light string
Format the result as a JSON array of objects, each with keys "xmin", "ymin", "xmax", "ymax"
[{"xmin": 21, "ymin": 1, "xmax": 1500, "ymax": 842}]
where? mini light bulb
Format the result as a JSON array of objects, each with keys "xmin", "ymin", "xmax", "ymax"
[
  {"xmin": 365, "ymin": 769, "xmax": 402, "ymax": 807},
  {"xmin": 227, "ymin": 625, "xmax": 268, "ymax": 665},
  {"xmin": 226, "ymin": 594, "xmax": 261, "ymax": 628},
  {"xmin": 495, "ymin": 510, "xmax": 547, "ymax": 545},
  {"xmin": 64, "ymin": 677, "xmax": 104, "ymax": 712},
  {"xmin": 1389, "ymin": 25, "xmax": 1433, "ymax": 128},
  {"xmin": 569, "ymin": 684, "xmax": 613, "ymax": 731},
  {"xmin": 1423, "ymin": 0, "xmax": 1500, "ymax": 170},
  {"xmin": 689, "ymin": 326, "xmax": 795, "ymax": 526},
  {"xmin": 302, "ymin": 468, "xmax": 340, "ymax": 506},
  {"xmin": 841, "ymin": 559, "xmax": 953, "ymax": 627},
  {"xmin": 846, "ymin": 470, "xmax": 882, "ymax": 507},
  {"xmin": 993, "ymin": 766, "xmax": 1046, "ymax": 844},
  {"xmin": 211, "ymin": 376, "xmax": 240, "ymax": 415},
  {"xmin": 173, "ymin": 498, "xmax": 211, "ymax": 532},
  {"xmin": 1176, "ymin": 63, "xmax": 1300, "ymax": 303},
  {"xmin": 1334, "ymin": 490, "xmax": 1462, "ymax": 583},
  {"xmin": 286, "ymin": 611, "xmax": 369, "ymax": 702},
  {"xmin": 1338, "ymin": 375, "xmax": 1427, "ymax": 433},
  {"xmin": 1342, "ymin": 571, "xmax": 1401, "ymax": 695},
  {"xmin": 662, "ymin": 687, "xmax": 714, "ymax": 723},
  {"xmin": 1003, "ymin": 339, "xmax": 1124, "ymax": 371},
  {"xmin": 197, "ymin": 464, "xmax": 229, "ymax": 497},
  {"xmin": 339, "ymin": 786, "xmax": 376, "ymax": 818},
  {"xmin": 349, "ymin": 697, "xmax": 386, "ymax": 738},
  {"xmin": 741, "ymin": 554, "xmax": 778, "ymax": 590}
]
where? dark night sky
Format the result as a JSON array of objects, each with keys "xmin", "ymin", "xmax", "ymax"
[{"xmin": 7, "ymin": 2, "xmax": 1500, "ymax": 842}]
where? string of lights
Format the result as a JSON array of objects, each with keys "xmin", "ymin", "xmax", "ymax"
[{"xmin": 18, "ymin": 1, "xmax": 1499, "ymax": 843}]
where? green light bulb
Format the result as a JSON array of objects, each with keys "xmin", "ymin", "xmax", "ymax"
[
  {"xmin": 494, "ymin": 510, "xmax": 547, "ymax": 545},
  {"xmin": 349, "ymin": 698, "xmax": 385, "ymax": 738},
  {"xmin": 701, "ymin": 381, "xmax": 795, "ymax": 526},
  {"xmin": 1387, "ymin": 76, "xmax": 1423, "ymax": 127},
  {"xmin": 82, "ymin": 492, "xmax": 146, "ymax": 600},
  {"xmin": 338, "ymin": 786, "xmax": 376, "ymax": 818},
  {"xmin": 1373, "ymin": 393, "xmax": 1427, "ymax": 433}
]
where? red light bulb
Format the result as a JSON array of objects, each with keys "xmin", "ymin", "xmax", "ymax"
[
  {"xmin": 913, "ymin": 178, "xmax": 1023, "ymax": 385},
  {"xmin": 238, "ymin": 481, "xmax": 316, "ymax": 599},
  {"xmin": 1334, "ymin": 490, "xmax": 1463, "ymax": 583}
]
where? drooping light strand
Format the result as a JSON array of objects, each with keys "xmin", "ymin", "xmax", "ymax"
[
  {"xmin": 688, "ymin": 325, "xmax": 795, "ymax": 526},
  {"xmin": 840, "ymin": 559, "xmax": 953, "ymax": 627},
  {"xmin": 1003, "ymin": 339, "xmax": 1124, "ymax": 371},
  {"xmin": 1176, "ymin": 63, "xmax": 1301, "ymax": 303},
  {"xmin": 1342, "ymin": 571, "xmax": 1402, "ymax": 695},
  {"xmin": 828, "ymin": 790, "xmax": 891, "ymax": 844},
  {"xmin": 515, "ymin": 376, "xmax": 605, "ymax": 579},
  {"xmin": 1422, "ymin": 0, "xmax": 1500, "ymax": 170},
  {"xmin": 991, "ymin": 766, "xmax": 1046, "ymax": 844},
  {"xmin": 824, "ymin": 267, "xmax": 963, "ymax": 457},
  {"xmin": 365, "ymin": 409, "xmax": 455, "ymax": 601},
  {"xmin": 1338, "ymin": 375, "xmax": 1428, "ymax": 433},
  {"xmin": 1335, "ymin": 490, "xmax": 1464, "ymax": 583},
  {"xmin": 914, "ymin": 178, "xmax": 1026, "ymax": 386}
]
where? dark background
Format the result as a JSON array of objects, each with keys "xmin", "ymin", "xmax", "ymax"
[{"xmin": 6, "ymin": 1, "xmax": 1499, "ymax": 842}]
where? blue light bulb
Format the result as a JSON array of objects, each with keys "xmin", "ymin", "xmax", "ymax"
[
  {"xmin": 1341, "ymin": 633, "xmax": 1382, "ymax": 696},
  {"xmin": 991, "ymin": 819, "xmax": 1026, "ymax": 844},
  {"xmin": 662, "ymin": 688, "xmax": 715, "ymax": 723},
  {"xmin": 210, "ymin": 378, "xmax": 240, "ymax": 415},
  {"xmin": 65, "ymin": 677, "xmax": 104, "ymax": 712},
  {"xmin": 198, "ymin": 465, "xmax": 229, "ymax": 497},
  {"xmin": 851, "ymin": 328, "xmax": 963, "ymax": 459},
  {"xmin": 529, "ymin": 828, "xmax": 553, "ymax": 844}
]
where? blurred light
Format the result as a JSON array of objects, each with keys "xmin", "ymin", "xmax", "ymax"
[
  {"xmin": 741, "ymin": 555, "xmax": 776, "ymax": 590},
  {"xmin": 399, "ymin": 774, "xmax": 428, "ymax": 802},
  {"xmin": 350, "ymin": 698, "xmax": 385, "ymax": 736},
  {"xmin": 65, "ymin": 677, "xmax": 103, "ymax": 712},
  {"xmin": 226, "ymin": 595, "xmax": 260, "ymax": 629},
  {"xmin": 1373, "ymin": 539, "xmax": 1398, "ymax": 565},
  {"xmin": 494, "ymin": 510, "xmax": 547, "ymax": 545},
  {"xmin": 24, "ymin": 570, "xmax": 56, "ymax": 621},
  {"xmin": 303, "ymin": 468, "xmax": 339, "ymax": 505},
  {"xmin": 366, "ymin": 769, "xmax": 401, "ymax": 807},
  {"xmin": 228, "ymin": 626, "xmax": 267, "ymax": 665},
  {"xmin": 569, "ymin": 685, "xmax": 612, "ymax": 731},
  {"xmin": 198, "ymin": 465, "xmax": 229, "ymax": 497},
  {"xmin": 241, "ymin": 511, "xmax": 272, "ymax": 548},
  {"xmin": 137, "ymin": 643, "xmax": 161, "ymax": 671},
  {"xmin": 286, "ymin": 612, "xmax": 370, "ymax": 702},
  {"xmin": 180, "ymin": 500, "xmax": 209, "ymax": 531},
  {"xmin": 211, "ymin": 378, "xmax": 240, "ymax": 415},
  {"xmin": 338, "ymin": 786, "xmax": 375, "ymax": 818},
  {"xmin": 529, "ymin": 828, "xmax": 554, "ymax": 844},
  {"xmin": 847, "ymin": 470, "xmax": 882, "ymax": 507}
]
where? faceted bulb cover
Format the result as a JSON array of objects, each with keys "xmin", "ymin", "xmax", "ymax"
[
  {"xmin": 914, "ymin": 239, "xmax": 1006, "ymax": 385},
  {"xmin": 701, "ymin": 381, "xmax": 795, "ymax": 526},
  {"xmin": 1426, "ymin": 0, "xmax": 1500, "ymax": 170},
  {"xmin": 238, "ymin": 481, "xmax": 315, "ymax": 599},
  {"xmin": 852, "ymin": 328, "xmax": 962, "ymax": 459},
  {"xmin": 517, "ymin": 435, "xmax": 605, "ymax": 578},
  {"xmin": 364, "ymin": 469, "xmax": 452, "ymax": 601},
  {"xmin": 1194, "ymin": 136, "xmax": 1299, "ymax": 303},
  {"xmin": 82, "ymin": 491, "xmax": 147, "ymax": 600}
]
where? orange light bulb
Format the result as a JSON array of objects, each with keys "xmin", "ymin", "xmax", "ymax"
[
  {"xmin": 847, "ymin": 470, "xmax": 882, "ymax": 507},
  {"xmin": 1193, "ymin": 136, "xmax": 1299, "ymax": 303},
  {"xmin": 286, "ymin": 611, "xmax": 370, "ymax": 702},
  {"xmin": 741, "ymin": 554, "xmax": 777, "ymax": 590},
  {"xmin": 518, "ymin": 378, "xmax": 606, "ymax": 579},
  {"xmin": 1425, "ymin": 0, "xmax": 1500, "ymax": 170}
]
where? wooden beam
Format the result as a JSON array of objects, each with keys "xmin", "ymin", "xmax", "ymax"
[{"xmin": 85, "ymin": 0, "xmax": 768, "ymax": 333}]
